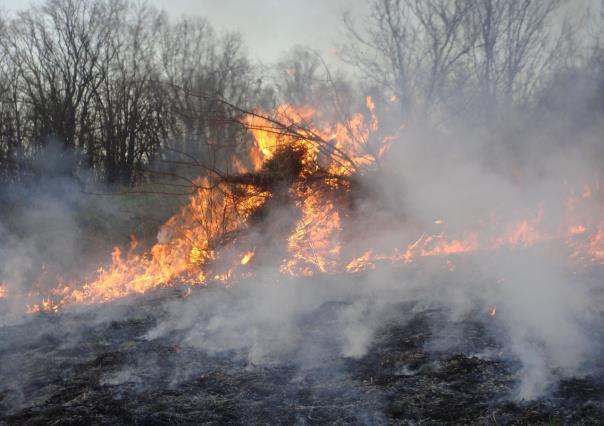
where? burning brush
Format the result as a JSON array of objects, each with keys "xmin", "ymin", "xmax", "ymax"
[
  {"xmin": 4, "ymin": 97, "xmax": 604, "ymax": 315},
  {"xmin": 20, "ymin": 99, "xmax": 392, "ymax": 312}
]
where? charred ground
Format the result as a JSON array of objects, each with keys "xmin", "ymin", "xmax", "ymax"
[{"xmin": 1, "ymin": 276, "xmax": 603, "ymax": 425}]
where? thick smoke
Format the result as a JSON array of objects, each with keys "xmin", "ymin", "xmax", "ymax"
[
  {"xmin": 1, "ymin": 37, "xmax": 604, "ymax": 412},
  {"xmin": 133, "ymin": 75, "xmax": 604, "ymax": 401},
  {"xmin": 2, "ymin": 90, "xmax": 603, "ymax": 403},
  {"xmin": 0, "ymin": 141, "xmax": 129, "ymax": 323},
  {"xmin": 353, "ymin": 83, "xmax": 604, "ymax": 398}
]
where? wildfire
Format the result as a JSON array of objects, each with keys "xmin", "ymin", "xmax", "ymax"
[
  {"xmin": 7, "ymin": 98, "xmax": 604, "ymax": 314},
  {"xmin": 240, "ymin": 251, "xmax": 255, "ymax": 265},
  {"xmin": 0, "ymin": 283, "xmax": 7, "ymax": 299},
  {"xmin": 15, "ymin": 100, "xmax": 386, "ymax": 312},
  {"xmin": 568, "ymin": 225, "xmax": 587, "ymax": 236}
]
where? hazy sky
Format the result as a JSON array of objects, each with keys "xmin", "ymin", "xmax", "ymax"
[
  {"xmin": 149, "ymin": 0, "xmax": 368, "ymax": 62},
  {"xmin": 1, "ymin": 0, "xmax": 599, "ymax": 63},
  {"xmin": 0, "ymin": 0, "xmax": 369, "ymax": 63}
]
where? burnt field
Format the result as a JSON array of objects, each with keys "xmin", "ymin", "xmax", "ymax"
[
  {"xmin": 1, "ymin": 274, "xmax": 603, "ymax": 425},
  {"xmin": 2, "ymin": 1, "xmax": 604, "ymax": 424}
]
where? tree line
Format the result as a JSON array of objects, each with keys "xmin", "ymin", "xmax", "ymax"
[
  {"xmin": 0, "ymin": 0, "xmax": 602, "ymax": 185},
  {"xmin": 0, "ymin": 0, "xmax": 263, "ymax": 184}
]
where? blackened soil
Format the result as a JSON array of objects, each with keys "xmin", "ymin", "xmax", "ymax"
[{"xmin": 0, "ymin": 287, "xmax": 602, "ymax": 425}]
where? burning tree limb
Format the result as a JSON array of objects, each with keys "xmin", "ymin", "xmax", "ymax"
[
  {"xmin": 14, "ymin": 90, "xmax": 604, "ymax": 316},
  {"xmin": 22, "ymin": 93, "xmax": 390, "ymax": 312}
]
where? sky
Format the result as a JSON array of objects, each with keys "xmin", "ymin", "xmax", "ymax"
[
  {"xmin": 148, "ymin": 0, "xmax": 369, "ymax": 62},
  {"xmin": 1, "ymin": 0, "xmax": 600, "ymax": 63},
  {"xmin": 0, "ymin": 0, "xmax": 370, "ymax": 63}
]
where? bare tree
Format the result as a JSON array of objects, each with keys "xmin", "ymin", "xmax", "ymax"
[
  {"xmin": 274, "ymin": 46, "xmax": 324, "ymax": 106},
  {"xmin": 467, "ymin": 0, "xmax": 566, "ymax": 114},
  {"xmin": 0, "ymin": 16, "xmax": 23, "ymax": 180},
  {"xmin": 92, "ymin": 2, "xmax": 168, "ymax": 183},
  {"xmin": 342, "ymin": 0, "xmax": 477, "ymax": 121},
  {"xmin": 272, "ymin": 46, "xmax": 354, "ymax": 127},
  {"xmin": 342, "ymin": 0, "xmax": 421, "ymax": 118},
  {"xmin": 342, "ymin": 0, "xmax": 570, "ymax": 123},
  {"xmin": 0, "ymin": 0, "xmax": 264, "ymax": 184},
  {"xmin": 159, "ymin": 16, "xmax": 260, "ymax": 176},
  {"xmin": 5, "ymin": 0, "xmax": 120, "ymax": 157},
  {"xmin": 408, "ymin": 0, "xmax": 475, "ymax": 116}
]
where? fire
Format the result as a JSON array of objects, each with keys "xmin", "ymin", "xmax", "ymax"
[
  {"xmin": 22, "ymin": 176, "xmax": 269, "ymax": 311},
  {"xmin": 587, "ymin": 223, "xmax": 604, "ymax": 262},
  {"xmin": 568, "ymin": 225, "xmax": 587, "ymax": 236},
  {"xmin": 27, "ymin": 298, "xmax": 61, "ymax": 314},
  {"xmin": 17, "ymin": 101, "xmax": 388, "ymax": 312},
  {"xmin": 493, "ymin": 208, "xmax": 545, "ymax": 248},
  {"xmin": 346, "ymin": 251, "xmax": 378, "ymax": 273},
  {"xmin": 241, "ymin": 251, "xmax": 255, "ymax": 265},
  {"xmin": 7, "ymin": 99, "xmax": 604, "ymax": 314},
  {"xmin": 280, "ymin": 191, "xmax": 343, "ymax": 276},
  {"xmin": 0, "ymin": 283, "xmax": 7, "ymax": 299},
  {"xmin": 366, "ymin": 96, "xmax": 378, "ymax": 131},
  {"xmin": 490, "ymin": 306, "xmax": 497, "ymax": 317}
]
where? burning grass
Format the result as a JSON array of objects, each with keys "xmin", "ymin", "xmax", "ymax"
[
  {"xmin": 1, "ymin": 97, "xmax": 604, "ymax": 417},
  {"xmin": 2, "ymin": 99, "xmax": 604, "ymax": 314}
]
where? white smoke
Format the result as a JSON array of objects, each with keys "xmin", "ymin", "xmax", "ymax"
[{"xmin": 137, "ymin": 86, "xmax": 604, "ymax": 401}]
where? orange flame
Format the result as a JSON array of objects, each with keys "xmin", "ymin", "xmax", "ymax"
[
  {"xmin": 241, "ymin": 251, "xmax": 255, "ymax": 265},
  {"xmin": 20, "ymin": 100, "xmax": 392, "ymax": 312},
  {"xmin": 11, "ymin": 100, "xmax": 604, "ymax": 314}
]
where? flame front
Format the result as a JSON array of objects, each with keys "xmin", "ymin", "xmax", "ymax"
[
  {"xmin": 240, "ymin": 251, "xmax": 255, "ymax": 265},
  {"xmin": 8, "ymin": 99, "xmax": 604, "ymax": 313}
]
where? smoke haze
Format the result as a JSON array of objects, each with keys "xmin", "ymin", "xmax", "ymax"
[{"xmin": 1, "ymin": 2, "xmax": 604, "ymax": 421}]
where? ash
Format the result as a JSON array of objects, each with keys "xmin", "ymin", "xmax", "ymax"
[{"xmin": 1, "ymin": 275, "xmax": 603, "ymax": 425}]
